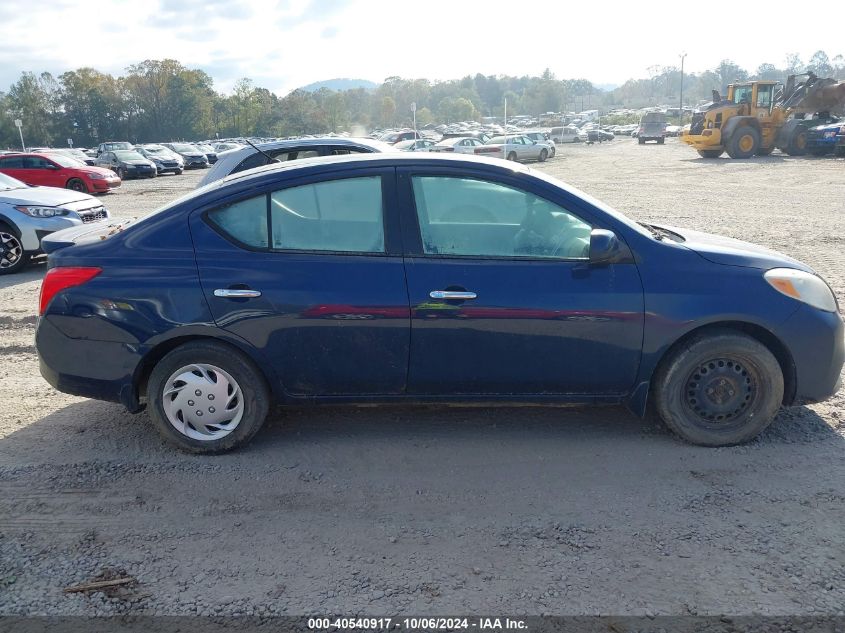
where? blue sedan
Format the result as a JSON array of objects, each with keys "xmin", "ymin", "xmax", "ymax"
[{"xmin": 35, "ymin": 154, "xmax": 844, "ymax": 453}]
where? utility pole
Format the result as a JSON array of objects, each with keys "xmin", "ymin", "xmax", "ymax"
[{"xmin": 679, "ymin": 52, "xmax": 687, "ymax": 125}]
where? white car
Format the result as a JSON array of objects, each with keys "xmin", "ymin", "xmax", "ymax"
[
  {"xmin": 429, "ymin": 137, "xmax": 486, "ymax": 154},
  {"xmin": 473, "ymin": 135, "xmax": 552, "ymax": 162},
  {"xmin": 521, "ymin": 132, "xmax": 556, "ymax": 157},
  {"xmin": 197, "ymin": 137, "xmax": 397, "ymax": 188},
  {"xmin": 395, "ymin": 139, "xmax": 437, "ymax": 152},
  {"xmin": 549, "ymin": 126, "xmax": 581, "ymax": 143}
]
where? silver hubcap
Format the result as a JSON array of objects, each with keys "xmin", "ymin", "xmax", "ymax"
[
  {"xmin": 0, "ymin": 232, "xmax": 23, "ymax": 269},
  {"xmin": 162, "ymin": 363, "xmax": 243, "ymax": 441}
]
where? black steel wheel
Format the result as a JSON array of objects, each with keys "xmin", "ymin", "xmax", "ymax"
[{"xmin": 654, "ymin": 330, "xmax": 783, "ymax": 446}]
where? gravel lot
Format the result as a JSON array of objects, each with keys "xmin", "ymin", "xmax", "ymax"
[{"xmin": 1, "ymin": 140, "xmax": 843, "ymax": 616}]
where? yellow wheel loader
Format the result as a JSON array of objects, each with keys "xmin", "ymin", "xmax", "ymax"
[{"xmin": 680, "ymin": 73, "xmax": 845, "ymax": 159}]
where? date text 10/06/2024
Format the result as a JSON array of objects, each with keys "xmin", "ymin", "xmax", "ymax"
[{"xmin": 307, "ymin": 617, "xmax": 528, "ymax": 630}]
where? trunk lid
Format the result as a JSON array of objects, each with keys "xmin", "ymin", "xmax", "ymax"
[{"xmin": 41, "ymin": 218, "xmax": 134, "ymax": 254}]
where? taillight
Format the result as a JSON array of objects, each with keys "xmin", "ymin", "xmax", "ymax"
[{"xmin": 39, "ymin": 267, "xmax": 102, "ymax": 315}]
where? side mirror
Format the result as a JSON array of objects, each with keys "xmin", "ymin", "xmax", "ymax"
[{"xmin": 589, "ymin": 229, "xmax": 623, "ymax": 265}]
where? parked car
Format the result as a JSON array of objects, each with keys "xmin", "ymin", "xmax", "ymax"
[
  {"xmin": 95, "ymin": 150, "xmax": 157, "ymax": 180},
  {"xmin": 638, "ymin": 112, "xmax": 667, "ymax": 144},
  {"xmin": 580, "ymin": 129, "xmax": 615, "ymax": 143},
  {"xmin": 0, "ymin": 171, "xmax": 110, "ymax": 274},
  {"xmin": 429, "ymin": 137, "xmax": 486, "ymax": 154},
  {"xmin": 135, "ymin": 145, "xmax": 184, "ymax": 175},
  {"xmin": 378, "ymin": 130, "xmax": 422, "ymax": 144},
  {"xmin": 474, "ymin": 135, "xmax": 552, "ymax": 162},
  {"xmin": 665, "ymin": 125, "xmax": 683, "ymax": 137},
  {"xmin": 439, "ymin": 131, "xmax": 492, "ymax": 143},
  {"xmin": 549, "ymin": 126, "xmax": 581, "ymax": 143},
  {"xmin": 195, "ymin": 143, "xmax": 219, "ymax": 165},
  {"xmin": 160, "ymin": 143, "xmax": 209, "ymax": 169},
  {"xmin": 0, "ymin": 153, "xmax": 121, "ymax": 194},
  {"xmin": 96, "ymin": 141, "xmax": 133, "ymax": 156},
  {"xmin": 806, "ymin": 120, "xmax": 844, "ymax": 156},
  {"xmin": 395, "ymin": 139, "xmax": 437, "ymax": 152},
  {"xmin": 197, "ymin": 137, "xmax": 396, "ymax": 187},
  {"xmin": 212, "ymin": 142, "xmax": 243, "ymax": 153},
  {"xmin": 46, "ymin": 148, "xmax": 97, "ymax": 166},
  {"xmin": 522, "ymin": 132, "xmax": 556, "ymax": 157},
  {"xmin": 35, "ymin": 153, "xmax": 843, "ymax": 452}
]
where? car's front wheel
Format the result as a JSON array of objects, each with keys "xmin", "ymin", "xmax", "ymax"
[
  {"xmin": 147, "ymin": 341, "xmax": 270, "ymax": 453},
  {"xmin": 66, "ymin": 178, "xmax": 88, "ymax": 193},
  {"xmin": 653, "ymin": 330, "xmax": 783, "ymax": 446},
  {"xmin": 0, "ymin": 227, "xmax": 27, "ymax": 275},
  {"xmin": 538, "ymin": 148, "xmax": 548, "ymax": 162}
]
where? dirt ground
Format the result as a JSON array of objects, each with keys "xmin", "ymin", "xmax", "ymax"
[{"xmin": 1, "ymin": 139, "xmax": 843, "ymax": 616}]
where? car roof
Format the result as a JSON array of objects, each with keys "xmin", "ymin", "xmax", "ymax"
[{"xmin": 206, "ymin": 153, "xmax": 529, "ymax": 192}]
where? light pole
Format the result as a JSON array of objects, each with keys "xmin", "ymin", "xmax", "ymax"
[
  {"xmin": 14, "ymin": 119, "xmax": 24, "ymax": 151},
  {"xmin": 679, "ymin": 52, "xmax": 687, "ymax": 125}
]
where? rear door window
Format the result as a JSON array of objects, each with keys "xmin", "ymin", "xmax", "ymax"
[{"xmin": 207, "ymin": 176, "xmax": 385, "ymax": 254}]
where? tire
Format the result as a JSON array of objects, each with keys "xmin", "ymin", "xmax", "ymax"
[
  {"xmin": 726, "ymin": 126, "xmax": 760, "ymax": 159},
  {"xmin": 548, "ymin": 146, "xmax": 555, "ymax": 158},
  {"xmin": 66, "ymin": 178, "xmax": 88, "ymax": 193},
  {"xmin": 507, "ymin": 152, "xmax": 518, "ymax": 162},
  {"xmin": 782, "ymin": 128, "xmax": 808, "ymax": 156},
  {"xmin": 654, "ymin": 330, "xmax": 783, "ymax": 446},
  {"xmin": 147, "ymin": 341, "xmax": 271, "ymax": 454},
  {"xmin": 538, "ymin": 148, "xmax": 548, "ymax": 162},
  {"xmin": 116, "ymin": 167, "xmax": 125, "ymax": 180},
  {"xmin": 657, "ymin": 137, "xmax": 665, "ymax": 144},
  {"xmin": 697, "ymin": 149, "xmax": 723, "ymax": 158},
  {"xmin": 175, "ymin": 169, "xmax": 183, "ymax": 175},
  {"xmin": 638, "ymin": 138, "xmax": 645, "ymax": 145},
  {"xmin": 0, "ymin": 225, "xmax": 28, "ymax": 275}
]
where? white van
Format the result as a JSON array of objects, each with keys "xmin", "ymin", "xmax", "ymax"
[{"xmin": 549, "ymin": 126, "xmax": 581, "ymax": 144}]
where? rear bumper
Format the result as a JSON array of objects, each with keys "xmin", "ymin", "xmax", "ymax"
[
  {"xmin": 36, "ymin": 316, "xmax": 142, "ymax": 405},
  {"xmin": 775, "ymin": 305, "xmax": 845, "ymax": 404}
]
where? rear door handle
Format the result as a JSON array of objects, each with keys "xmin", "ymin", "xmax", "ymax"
[
  {"xmin": 214, "ymin": 288, "xmax": 262, "ymax": 298},
  {"xmin": 429, "ymin": 290, "xmax": 477, "ymax": 300}
]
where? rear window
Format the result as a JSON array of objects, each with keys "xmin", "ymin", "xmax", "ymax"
[
  {"xmin": 207, "ymin": 176, "xmax": 385, "ymax": 254},
  {"xmin": 232, "ymin": 148, "xmax": 321, "ymax": 175}
]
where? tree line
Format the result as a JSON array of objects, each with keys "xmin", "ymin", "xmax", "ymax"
[{"xmin": 1, "ymin": 52, "xmax": 843, "ymax": 148}]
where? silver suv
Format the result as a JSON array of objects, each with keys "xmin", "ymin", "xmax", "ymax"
[{"xmin": 0, "ymin": 171, "xmax": 110, "ymax": 274}]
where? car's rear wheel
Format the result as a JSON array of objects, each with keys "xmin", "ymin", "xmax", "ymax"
[
  {"xmin": 66, "ymin": 178, "xmax": 88, "ymax": 193},
  {"xmin": 538, "ymin": 148, "xmax": 548, "ymax": 162},
  {"xmin": 654, "ymin": 330, "xmax": 783, "ymax": 446},
  {"xmin": 0, "ymin": 227, "xmax": 27, "ymax": 275},
  {"xmin": 147, "ymin": 341, "xmax": 270, "ymax": 454}
]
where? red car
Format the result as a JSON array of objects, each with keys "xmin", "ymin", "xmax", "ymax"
[{"xmin": 0, "ymin": 152, "xmax": 121, "ymax": 194}]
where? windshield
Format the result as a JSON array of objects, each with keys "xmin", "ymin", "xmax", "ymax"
[
  {"xmin": 169, "ymin": 144, "xmax": 196, "ymax": 152},
  {"xmin": 197, "ymin": 144, "xmax": 213, "ymax": 152},
  {"xmin": 114, "ymin": 150, "xmax": 147, "ymax": 161},
  {"xmin": 47, "ymin": 153, "xmax": 85, "ymax": 167},
  {"xmin": 106, "ymin": 142, "xmax": 132, "ymax": 150},
  {"xmin": 487, "ymin": 136, "xmax": 510, "ymax": 144}
]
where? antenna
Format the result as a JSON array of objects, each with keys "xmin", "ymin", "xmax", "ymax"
[{"xmin": 244, "ymin": 139, "xmax": 281, "ymax": 164}]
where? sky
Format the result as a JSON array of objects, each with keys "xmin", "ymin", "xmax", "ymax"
[{"xmin": 1, "ymin": 0, "xmax": 842, "ymax": 96}]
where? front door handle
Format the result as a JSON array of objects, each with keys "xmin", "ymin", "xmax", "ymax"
[
  {"xmin": 429, "ymin": 290, "xmax": 477, "ymax": 300},
  {"xmin": 214, "ymin": 288, "xmax": 262, "ymax": 298}
]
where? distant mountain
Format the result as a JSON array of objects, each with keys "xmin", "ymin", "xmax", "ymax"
[
  {"xmin": 299, "ymin": 78, "xmax": 379, "ymax": 92},
  {"xmin": 595, "ymin": 83, "xmax": 619, "ymax": 92}
]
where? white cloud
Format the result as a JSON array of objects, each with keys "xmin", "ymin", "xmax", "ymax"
[{"xmin": 0, "ymin": 0, "xmax": 842, "ymax": 95}]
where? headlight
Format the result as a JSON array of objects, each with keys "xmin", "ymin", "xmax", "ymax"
[
  {"xmin": 87, "ymin": 172, "xmax": 107, "ymax": 180},
  {"xmin": 13, "ymin": 205, "xmax": 69, "ymax": 218},
  {"xmin": 764, "ymin": 268, "xmax": 838, "ymax": 313}
]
